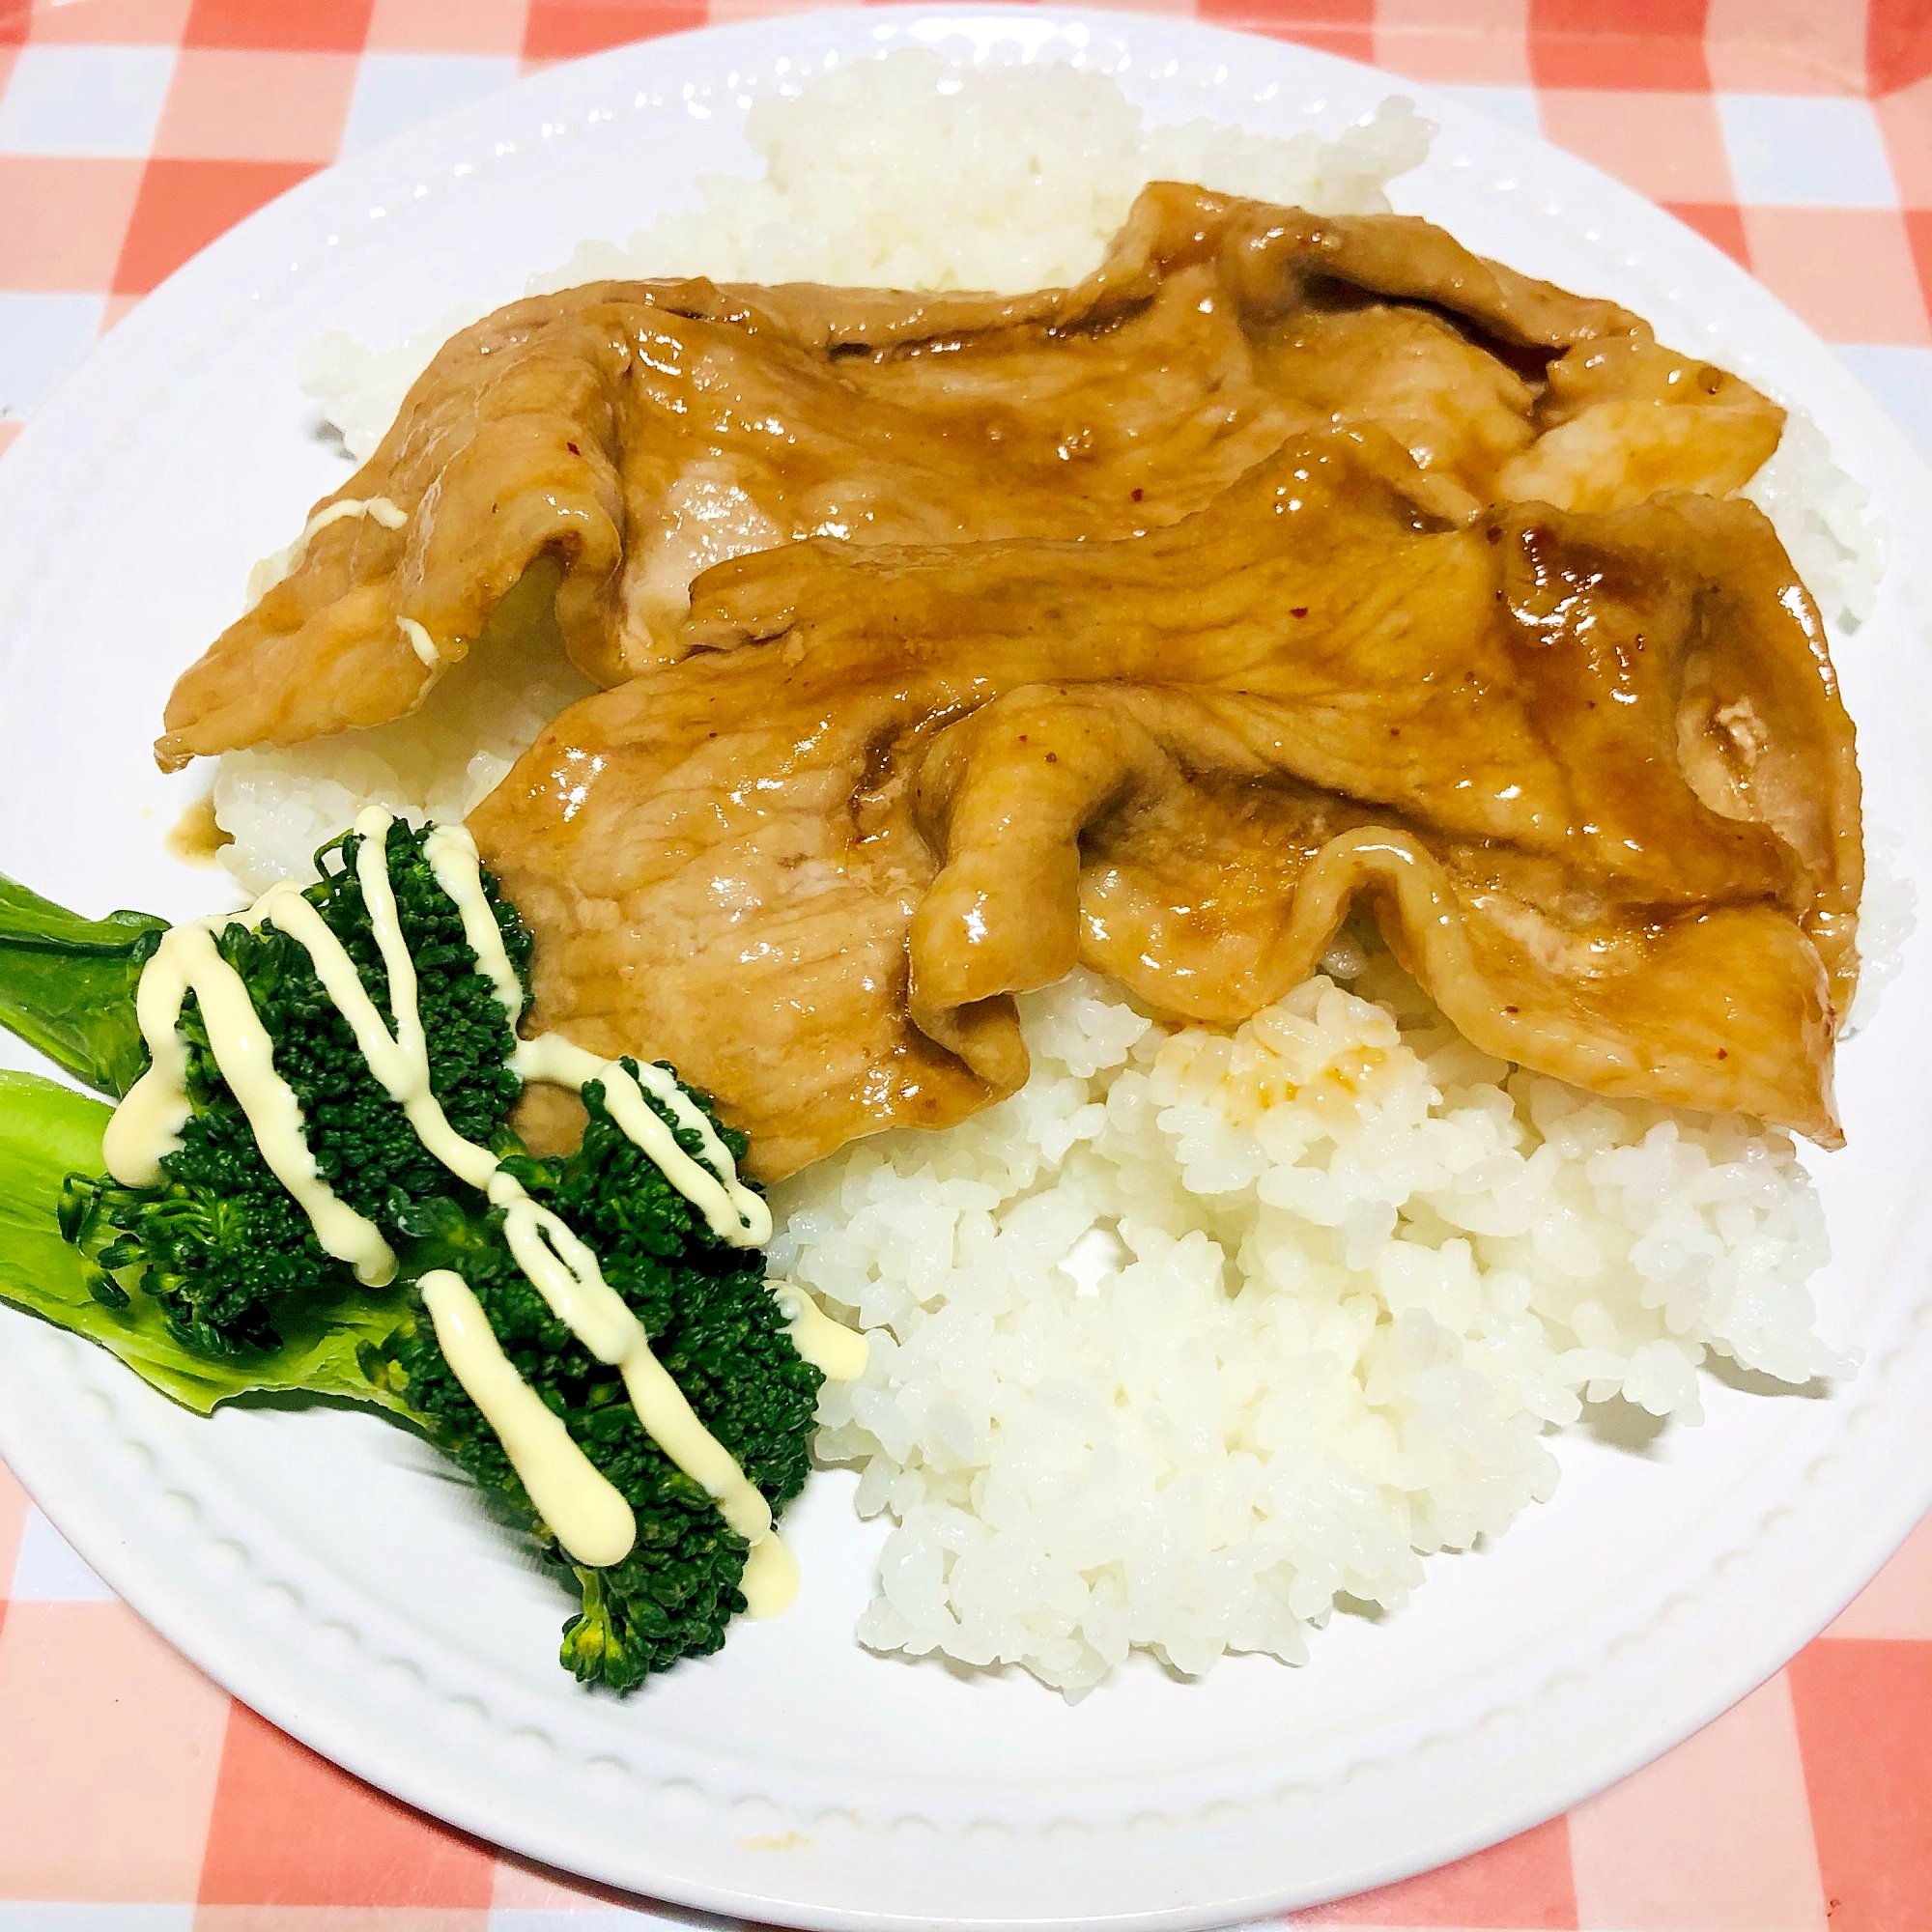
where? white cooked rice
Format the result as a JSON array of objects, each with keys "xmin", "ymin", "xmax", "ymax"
[
  {"xmin": 212, "ymin": 53, "xmax": 1899, "ymax": 1695},
  {"xmin": 1844, "ymin": 828, "xmax": 1918, "ymax": 1037},
  {"xmin": 776, "ymin": 945, "xmax": 1853, "ymax": 1696},
  {"xmin": 530, "ymin": 54, "xmax": 1433, "ymax": 300},
  {"xmin": 1740, "ymin": 403, "xmax": 1886, "ymax": 630},
  {"xmin": 301, "ymin": 58, "xmax": 1433, "ymax": 468}
]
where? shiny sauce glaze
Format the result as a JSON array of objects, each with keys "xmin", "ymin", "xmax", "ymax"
[
  {"xmin": 159, "ymin": 185, "xmax": 1783, "ymax": 767},
  {"xmin": 152, "ymin": 185, "xmax": 1860, "ymax": 1183},
  {"xmin": 473, "ymin": 437, "xmax": 1861, "ymax": 1179}
]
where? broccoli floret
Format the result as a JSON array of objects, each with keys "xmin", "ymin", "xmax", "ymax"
[
  {"xmin": 35, "ymin": 821, "xmax": 819, "ymax": 1690},
  {"xmin": 379, "ymin": 1074, "xmax": 822, "ymax": 1690},
  {"xmin": 60, "ymin": 819, "xmax": 529, "ymax": 1355}
]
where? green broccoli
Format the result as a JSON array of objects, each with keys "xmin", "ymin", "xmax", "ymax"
[
  {"xmin": 372, "ymin": 1078, "xmax": 821, "ymax": 1689},
  {"xmin": 58, "ymin": 817, "xmax": 527, "ymax": 1355},
  {"xmin": 0, "ymin": 822, "xmax": 824, "ymax": 1690}
]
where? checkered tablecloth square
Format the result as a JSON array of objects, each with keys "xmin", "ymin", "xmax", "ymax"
[{"xmin": 1, "ymin": 0, "xmax": 1929, "ymax": 1922}]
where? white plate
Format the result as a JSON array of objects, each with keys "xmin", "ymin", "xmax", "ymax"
[{"xmin": 1, "ymin": 11, "xmax": 1929, "ymax": 1927}]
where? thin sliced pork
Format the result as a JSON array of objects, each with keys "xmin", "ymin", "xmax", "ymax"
[
  {"xmin": 469, "ymin": 429, "xmax": 1859, "ymax": 1178},
  {"xmin": 156, "ymin": 185, "xmax": 1782, "ymax": 770}
]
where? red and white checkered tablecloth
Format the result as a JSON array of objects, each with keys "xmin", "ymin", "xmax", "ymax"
[{"xmin": 1, "ymin": 0, "xmax": 1929, "ymax": 1924}]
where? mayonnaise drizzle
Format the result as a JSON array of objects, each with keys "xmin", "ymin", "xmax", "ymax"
[
  {"xmin": 769, "ymin": 1280, "xmax": 870, "ymax": 1381},
  {"xmin": 245, "ymin": 496, "xmax": 409, "ymax": 608},
  {"xmin": 740, "ymin": 1530, "xmax": 802, "ymax": 1619},
  {"xmin": 104, "ymin": 808, "xmax": 860, "ymax": 1591},
  {"xmin": 426, "ymin": 824, "xmax": 523, "ymax": 1023},
  {"xmin": 424, "ymin": 826, "xmax": 769, "ymax": 1248},
  {"xmin": 397, "ymin": 616, "xmax": 440, "ymax": 668},
  {"xmin": 319, "ymin": 496, "xmax": 409, "ymax": 534},
  {"xmin": 104, "ymin": 920, "xmax": 398, "ymax": 1287},
  {"xmin": 419, "ymin": 1268, "xmax": 635, "ymax": 1568},
  {"xmin": 512, "ymin": 1037, "xmax": 772, "ymax": 1250}
]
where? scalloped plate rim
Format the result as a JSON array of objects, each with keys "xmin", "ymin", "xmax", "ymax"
[{"xmin": 0, "ymin": 10, "xmax": 1927, "ymax": 1928}]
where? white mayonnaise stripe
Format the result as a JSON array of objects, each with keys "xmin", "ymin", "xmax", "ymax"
[
  {"xmin": 262, "ymin": 885, "xmax": 410, "ymax": 1094},
  {"xmin": 513, "ymin": 1036, "xmax": 770, "ymax": 1250},
  {"xmin": 353, "ymin": 810, "xmax": 425, "ymax": 1067},
  {"xmin": 425, "ymin": 824, "xmax": 525, "ymax": 1024},
  {"xmin": 486, "ymin": 1169, "xmax": 637, "ymax": 1360},
  {"xmin": 625, "ymin": 1059, "xmax": 772, "ymax": 1248},
  {"xmin": 397, "ymin": 616, "xmax": 440, "ymax": 668},
  {"xmin": 279, "ymin": 815, "xmax": 652, "ymax": 1351},
  {"xmin": 103, "ymin": 922, "xmax": 397, "ymax": 1287},
  {"xmin": 273, "ymin": 813, "xmax": 774, "ymax": 1531},
  {"xmin": 306, "ymin": 820, "xmax": 781, "ymax": 1548},
  {"xmin": 419, "ymin": 1269, "xmax": 636, "ymax": 1568},
  {"xmin": 245, "ymin": 497, "xmax": 409, "ymax": 608},
  {"xmin": 740, "ymin": 1530, "xmax": 801, "ymax": 1619},
  {"xmin": 770, "ymin": 1281, "xmax": 869, "ymax": 1381},
  {"xmin": 478, "ymin": 1161, "xmax": 782, "ymax": 1547},
  {"xmin": 313, "ymin": 496, "xmax": 409, "ymax": 536},
  {"xmin": 101, "ymin": 928, "xmax": 198, "ymax": 1185},
  {"xmin": 280, "ymin": 810, "xmax": 784, "ymax": 1558},
  {"xmin": 262, "ymin": 877, "xmax": 497, "ymax": 1193},
  {"xmin": 348, "ymin": 812, "xmax": 497, "ymax": 1189},
  {"xmin": 618, "ymin": 1344, "xmax": 771, "ymax": 1541}
]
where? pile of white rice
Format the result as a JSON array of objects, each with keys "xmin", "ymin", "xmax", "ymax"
[
  {"xmin": 773, "ymin": 947, "xmax": 1851, "ymax": 1694},
  {"xmin": 212, "ymin": 53, "xmax": 1908, "ymax": 1695}
]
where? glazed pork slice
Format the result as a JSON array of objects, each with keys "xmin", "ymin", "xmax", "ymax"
[
  {"xmin": 469, "ymin": 427, "xmax": 1860, "ymax": 1180},
  {"xmin": 156, "ymin": 185, "xmax": 1783, "ymax": 770}
]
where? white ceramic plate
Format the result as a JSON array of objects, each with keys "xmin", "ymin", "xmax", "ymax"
[{"xmin": 1, "ymin": 11, "xmax": 1929, "ymax": 1927}]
